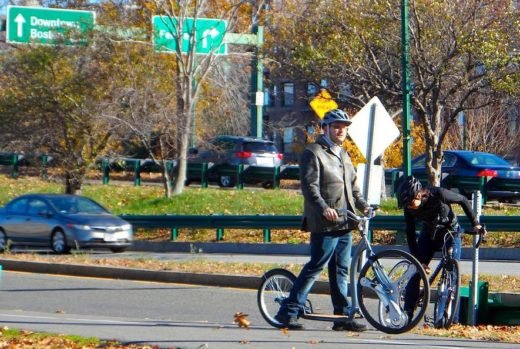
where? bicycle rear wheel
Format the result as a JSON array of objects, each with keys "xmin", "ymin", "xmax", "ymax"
[
  {"xmin": 433, "ymin": 259, "xmax": 460, "ymax": 329},
  {"xmin": 257, "ymin": 268, "xmax": 296, "ymax": 328},
  {"xmin": 357, "ymin": 249, "xmax": 430, "ymax": 334}
]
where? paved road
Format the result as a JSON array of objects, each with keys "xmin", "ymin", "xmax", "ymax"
[{"xmin": 1, "ymin": 271, "xmax": 518, "ymax": 349}]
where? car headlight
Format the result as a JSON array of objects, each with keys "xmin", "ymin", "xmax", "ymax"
[
  {"xmin": 68, "ymin": 224, "xmax": 92, "ymax": 231},
  {"xmin": 121, "ymin": 224, "xmax": 132, "ymax": 231}
]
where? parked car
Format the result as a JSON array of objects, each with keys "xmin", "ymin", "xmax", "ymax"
[
  {"xmin": 409, "ymin": 150, "xmax": 520, "ymax": 203},
  {"xmin": 189, "ymin": 135, "xmax": 284, "ymax": 187},
  {"xmin": 0, "ymin": 194, "xmax": 133, "ymax": 253}
]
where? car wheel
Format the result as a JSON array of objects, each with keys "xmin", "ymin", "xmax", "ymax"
[
  {"xmin": 51, "ymin": 230, "xmax": 71, "ymax": 254},
  {"xmin": 218, "ymin": 175, "xmax": 236, "ymax": 188},
  {"xmin": 0, "ymin": 229, "xmax": 7, "ymax": 253},
  {"xmin": 110, "ymin": 247, "xmax": 126, "ymax": 253}
]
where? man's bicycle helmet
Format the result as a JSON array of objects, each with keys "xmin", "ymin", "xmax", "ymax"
[
  {"xmin": 397, "ymin": 176, "xmax": 422, "ymax": 208},
  {"xmin": 322, "ymin": 109, "xmax": 352, "ymax": 126}
]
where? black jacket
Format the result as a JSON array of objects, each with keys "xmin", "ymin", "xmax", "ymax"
[{"xmin": 404, "ymin": 187, "xmax": 479, "ymax": 256}]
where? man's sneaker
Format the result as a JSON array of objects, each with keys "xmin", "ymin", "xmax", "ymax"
[
  {"xmin": 332, "ymin": 320, "xmax": 368, "ymax": 332},
  {"xmin": 274, "ymin": 313, "xmax": 304, "ymax": 330}
]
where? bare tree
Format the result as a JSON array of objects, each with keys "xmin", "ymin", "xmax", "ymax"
[{"xmin": 448, "ymin": 96, "xmax": 518, "ymax": 156}]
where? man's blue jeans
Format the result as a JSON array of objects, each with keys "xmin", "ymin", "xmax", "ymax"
[{"xmin": 279, "ymin": 230, "xmax": 353, "ymax": 318}]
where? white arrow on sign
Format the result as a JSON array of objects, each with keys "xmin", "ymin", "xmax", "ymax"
[
  {"xmin": 14, "ymin": 13, "xmax": 26, "ymax": 37},
  {"xmin": 202, "ymin": 28, "xmax": 219, "ymax": 48}
]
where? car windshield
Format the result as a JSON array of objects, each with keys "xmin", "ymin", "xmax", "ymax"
[
  {"xmin": 48, "ymin": 197, "xmax": 109, "ymax": 215},
  {"xmin": 243, "ymin": 142, "xmax": 277, "ymax": 153},
  {"xmin": 457, "ymin": 152, "xmax": 510, "ymax": 166}
]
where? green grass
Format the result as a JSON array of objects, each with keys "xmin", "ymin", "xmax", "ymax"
[
  {"xmin": 0, "ymin": 327, "xmax": 103, "ymax": 347},
  {"xmin": 79, "ymin": 181, "xmax": 520, "ymax": 217},
  {"xmin": 1, "ymin": 173, "xmax": 519, "ymax": 218}
]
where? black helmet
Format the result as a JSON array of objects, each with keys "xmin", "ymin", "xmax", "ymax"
[
  {"xmin": 397, "ymin": 176, "xmax": 422, "ymax": 208},
  {"xmin": 322, "ymin": 109, "xmax": 352, "ymax": 126}
]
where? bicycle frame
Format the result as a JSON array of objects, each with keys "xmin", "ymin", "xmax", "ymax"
[
  {"xmin": 429, "ymin": 230, "xmax": 457, "ymax": 285},
  {"xmin": 299, "ymin": 210, "xmax": 403, "ymax": 322}
]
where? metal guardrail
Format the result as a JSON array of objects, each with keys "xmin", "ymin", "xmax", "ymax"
[{"xmin": 120, "ymin": 214, "xmax": 520, "ymax": 243}]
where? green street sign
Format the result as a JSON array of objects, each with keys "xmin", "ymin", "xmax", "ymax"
[
  {"xmin": 6, "ymin": 6, "xmax": 95, "ymax": 45},
  {"xmin": 153, "ymin": 16, "xmax": 227, "ymax": 55}
]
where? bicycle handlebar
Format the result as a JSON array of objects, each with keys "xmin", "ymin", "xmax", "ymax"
[
  {"xmin": 337, "ymin": 206, "xmax": 378, "ymax": 222},
  {"xmin": 464, "ymin": 224, "xmax": 487, "ymax": 248}
]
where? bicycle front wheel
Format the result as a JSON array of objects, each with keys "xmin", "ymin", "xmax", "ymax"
[
  {"xmin": 433, "ymin": 259, "xmax": 460, "ymax": 329},
  {"xmin": 257, "ymin": 268, "xmax": 296, "ymax": 328},
  {"xmin": 357, "ymin": 249, "xmax": 430, "ymax": 334}
]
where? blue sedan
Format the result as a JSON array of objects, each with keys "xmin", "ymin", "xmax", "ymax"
[
  {"xmin": 0, "ymin": 194, "xmax": 133, "ymax": 253},
  {"xmin": 410, "ymin": 150, "xmax": 520, "ymax": 203}
]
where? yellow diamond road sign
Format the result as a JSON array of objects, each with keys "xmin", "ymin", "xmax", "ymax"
[{"xmin": 310, "ymin": 89, "xmax": 338, "ymax": 119}]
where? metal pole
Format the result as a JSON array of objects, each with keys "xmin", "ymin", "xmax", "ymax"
[
  {"xmin": 400, "ymin": 0, "xmax": 412, "ymax": 177},
  {"xmin": 363, "ymin": 103, "xmax": 377, "ymax": 201},
  {"xmin": 469, "ymin": 190, "xmax": 482, "ymax": 325},
  {"xmin": 250, "ymin": 25, "xmax": 264, "ymax": 139},
  {"xmin": 360, "ymin": 103, "xmax": 377, "ymax": 268}
]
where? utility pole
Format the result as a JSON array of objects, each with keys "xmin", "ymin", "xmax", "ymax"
[
  {"xmin": 401, "ymin": 0, "xmax": 412, "ymax": 177},
  {"xmin": 250, "ymin": 2, "xmax": 264, "ymax": 139}
]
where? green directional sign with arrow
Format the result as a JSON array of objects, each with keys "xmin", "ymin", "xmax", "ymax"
[
  {"xmin": 153, "ymin": 16, "xmax": 227, "ymax": 55},
  {"xmin": 6, "ymin": 6, "xmax": 95, "ymax": 45}
]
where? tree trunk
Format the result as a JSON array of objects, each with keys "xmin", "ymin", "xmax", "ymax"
[
  {"xmin": 64, "ymin": 171, "xmax": 83, "ymax": 195},
  {"xmin": 162, "ymin": 159, "xmax": 174, "ymax": 198},
  {"xmin": 173, "ymin": 130, "xmax": 189, "ymax": 195}
]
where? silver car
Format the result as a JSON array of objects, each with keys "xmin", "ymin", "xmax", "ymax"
[
  {"xmin": 189, "ymin": 135, "xmax": 284, "ymax": 187},
  {"xmin": 0, "ymin": 194, "xmax": 133, "ymax": 253}
]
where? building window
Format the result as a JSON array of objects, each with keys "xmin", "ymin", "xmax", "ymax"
[
  {"xmin": 338, "ymin": 83, "xmax": 351, "ymax": 102},
  {"xmin": 282, "ymin": 82, "xmax": 294, "ymax": 107},
  {"xmin": 307, "ymin": 83, "xmax": 318, "ymax": 96},
  {"xmin": 268, "ymin": 85, "xmax": 277, "ymax": 107}
]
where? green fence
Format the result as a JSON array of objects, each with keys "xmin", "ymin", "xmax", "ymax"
[
  {"xmin": 120, "ymin": 214, "xmax": 520, "ymax": 244},
  {"xmin": 0, "ymin": 154, "xmax": 517, "ymax": 202}
]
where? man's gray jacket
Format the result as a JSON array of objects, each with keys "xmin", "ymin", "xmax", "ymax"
[{"xmin": 300, "ymin": 135, "xmax": 368, "ymax": 233}]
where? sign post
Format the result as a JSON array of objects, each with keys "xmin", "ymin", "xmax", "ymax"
[{"xmin": 6, "ymin": 6, "xmax": 95, "ymax": 46}]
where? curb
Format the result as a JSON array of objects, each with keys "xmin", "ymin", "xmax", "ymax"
[
  {"xmin": 0, "ymin": 258, "xmax": 331, "ymax": 294},
  {"xmin": 129, "ymin": 240, "xmax": 520, "ymax": 261}
]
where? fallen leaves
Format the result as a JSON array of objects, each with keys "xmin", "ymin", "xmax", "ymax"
[
  {"xmin": 415, "ymin": 323, "xmax": 520, "ymax": 343},
  {"xmin": 233, "ymin": 312, "xmax": 250, "ymax": 329}
]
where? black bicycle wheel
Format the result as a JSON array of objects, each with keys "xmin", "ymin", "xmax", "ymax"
[
  {"xmin": 357, "ymin": 249, "xmax": 430, "ymax": 334},
  {"xmin": 257, "ymin": 268, "xmax": 296, "ymax": 328},
  {"xmin": 433, "ymin": 259, "xmax": 460, "ymax": 329}
]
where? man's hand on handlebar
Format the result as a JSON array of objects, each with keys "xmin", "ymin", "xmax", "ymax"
[{"xmin": 323, "ymin": 207, "xmax": 339, "ymax": 222}]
